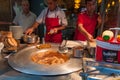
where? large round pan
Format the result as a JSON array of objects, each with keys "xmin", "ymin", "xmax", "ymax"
[{"xmin": 8, "ymin": 45, "xmax": 82, "ymax": 75}]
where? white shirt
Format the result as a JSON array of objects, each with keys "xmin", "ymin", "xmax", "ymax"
[
  {"xmin": 13, "ymin": 11, "xmax": 37, "ymax": 31},
  {"xmin": 36, "ymin": 7, "xmax": 68, "ymax": 26}
]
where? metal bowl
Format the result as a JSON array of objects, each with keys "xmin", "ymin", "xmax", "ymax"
[{"xmin": 23, "ymin": 34, "xmax": 39, "ymax": 44}]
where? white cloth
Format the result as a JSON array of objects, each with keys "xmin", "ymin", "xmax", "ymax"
[
  {"xmin": 13, "ymin": 2, "xmax": 22, "ymax": 16},
  {"xmin": 13, "ymin": 11, "xmax": 37, "ymax": 32},
  {"xmin": 36, "ymin": 7, "xmax": 68, "ymax": 26}
]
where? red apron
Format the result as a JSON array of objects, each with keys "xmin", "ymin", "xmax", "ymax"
[{"xmin": 45, "ymin": 9, "xmax": 62, "ymax": 43}]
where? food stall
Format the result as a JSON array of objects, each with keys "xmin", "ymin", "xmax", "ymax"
[
  {"xmin": 0, "ymin": 0, "xmax": 120, "ymax": 80},
  {"xmin": 0, "ymin": 31, "xmax": 85, "ymax": 80},
  {"xmin": 1, "ymin": 30, "xmax": 120, "ymax": 80},
  {"xmin": 0, "ymin": 31, "xmax": 119, "ymax": 80}
]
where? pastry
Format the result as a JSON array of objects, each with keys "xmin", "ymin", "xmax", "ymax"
[{"xmin": 7, "ymin": 37, "xmax": 18, "ymax": 47}]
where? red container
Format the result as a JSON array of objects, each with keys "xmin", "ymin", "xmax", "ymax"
[{"xmin": 96, "ymin": 37, "xmax": 120, "ymax": 63}]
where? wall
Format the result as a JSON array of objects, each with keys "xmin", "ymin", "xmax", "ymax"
[{"xmin": 0, "ymin": 0, "xmax": 13, "ymax": 31}]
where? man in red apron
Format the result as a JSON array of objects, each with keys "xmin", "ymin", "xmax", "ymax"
[
  {"xmin": 25, "ymin": 0, "xmax": 67, "ymax": 43},
  {"xmin": 45, "ymin": 9, "xmax": 62, "ymax": 43},
  {"xmin": 74, "ymin": 0, "xmax": 101, "ymax": 41}
]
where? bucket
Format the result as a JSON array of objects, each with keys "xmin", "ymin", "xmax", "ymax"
[
  {"xmin": 9, "ymin": 26, "xmax": 23, "ymax": 39},
  {"xmin": 73, "ymin": 46, "xmax": 84, "ymax": 58},
  {"xmin": 96, "ymin": 38, "xmax": 120, "ymax": 63}
]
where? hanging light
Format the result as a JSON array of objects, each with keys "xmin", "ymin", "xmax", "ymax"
[
  {"xmin": 107, "ymin": 3, "xmax": 110, "ymax": 8},
  {"xmin": 74, "ymin": 3, "xmax": 80, "ymax": 9},
  {"xmin": 105, "ymin": 9, "xmax": 108, "ymax": 13},
  {"xmin": 74, "ymin": 0, "xmax": 81, "ymax": 4},
  {"xmin": 112, "ymin": 1, "xmax": 115, "ymax": 6},
  {"xmin": 74, "ymin": 0, "xmax": 81, "ymax": 9},
  {"xmin": 98, "ymin": 0, "xmax": 102, "ymax": 4}
]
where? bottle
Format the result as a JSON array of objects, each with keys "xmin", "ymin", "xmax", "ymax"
[{"xmin": 117, "ymin": 35, "xmax": 120, "ymax": 42}]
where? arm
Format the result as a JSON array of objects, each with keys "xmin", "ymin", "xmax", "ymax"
[
  {"xmin": 53, "ymin": 10, "xmax": 68, "ymax": 33},
  {"xmin": 77, "ymin": 13, "xmax": 94, "ymax": 42},
  {"xmin": 54, "ymin": 25, "xmax": 66, "ymax": 33},
  {"xmin": 25, "ymin": 9, "xmax": 46, "ymax": 35},
  {"xmin": 30, "ymin": 21, "xmax": 40, "ymax": 30},
  {"xmin": 24, "ymin": 21, "xmax": 39, "ymax": 35},
  {"xmin": 78, "ymin": 23, "xmax": 94, "ymax": 42},
  {"xmin": 96, "ymin": 13, "xmax": 102, "ymax": 28}
]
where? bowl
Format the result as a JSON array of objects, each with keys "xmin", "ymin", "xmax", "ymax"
[{"xmin": 23, "ymin": 34, "xmax": 40, "ymax": 44}]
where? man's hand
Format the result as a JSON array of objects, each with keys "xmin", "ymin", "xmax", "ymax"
[
  {"xmin": 48, "ymin": 28, "xmax": 58, "ymax": 34},
  {"xmin": 24, "ymin": 21, "xmax": 40, "ymax": 35},
  {"xmin": 24, "ymin": 27, "xmax": 34, "ymax": 35},
  {"xmin": 86, "ymin": 33, "xmax": 94, "ymax": 42},
  {"xmin": 53, "ymin": 28, "xmax": 58, "ymax": 33}
]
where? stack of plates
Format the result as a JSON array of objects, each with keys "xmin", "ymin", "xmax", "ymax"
[
  {"xmin": 63, "ymin": 40, "xmax": 87, "ymax": 48},
  {"xmin": 9, "ymin": 26, "xmax": 23, "ymax": 39}
]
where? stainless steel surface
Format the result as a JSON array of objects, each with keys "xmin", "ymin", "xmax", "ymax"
[
  {"xmin": 0, "ymin": 57, "xmax": 82, "ymax": 80},
  {"xmin": 8, "ymin": 44, "xmax": 82, "ymax": 75},
  {"xmin": 73, "ymin": 46, "xmax": 84, "ymax": 58}
]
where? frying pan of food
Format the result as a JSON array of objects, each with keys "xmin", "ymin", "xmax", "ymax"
[{"xmin": 8, "ymin": 44, "xmax": 82, "ymax": 75}]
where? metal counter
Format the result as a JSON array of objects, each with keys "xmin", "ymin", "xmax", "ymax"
[
  {"xmin": 0, "ymin": 44, "xmax": 82, "ymax": 80},
  {"xmin": 0, "ymin": 59, "xmax": 83, "ymax": 80}
]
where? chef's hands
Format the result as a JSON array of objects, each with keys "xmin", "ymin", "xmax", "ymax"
[
  {"xmin": 25, "ymin": 27, "xmax": 59, "ymax": 35},
  {"xmin": 48, "ymin": 28, "xmax": 58, "ymax": 34},
  {"xmin": 86, "ymin": 33, "xmax": 94, "ymax": 42},
  {"xmin": 24, "ymin": 27, "xmax": 34, "ymax": 35},
  {"xmin": 53, "ymin": 28, "xmax": 58, "ymax": 33}
]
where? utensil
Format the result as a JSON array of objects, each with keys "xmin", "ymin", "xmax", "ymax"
[
  {"xmin": 58, "ymin": 39, "xmax": 68, "ymax": 53},
  {"xmin": 23, "ymin": 34, "xmax": 40, "ymax": 44}
]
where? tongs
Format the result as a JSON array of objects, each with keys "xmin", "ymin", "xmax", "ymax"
[{"xmin": 58, "ymin": 39, "xmax": 68, "ymax": 53}]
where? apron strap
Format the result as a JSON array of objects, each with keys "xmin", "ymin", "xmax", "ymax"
[
  {"xmin": 46, "ymin": 8, "xmax": 58, "ymax": 18},
  {"xmin": 45, "ymin": 9, "xmax": 49, "ymax": 18}
]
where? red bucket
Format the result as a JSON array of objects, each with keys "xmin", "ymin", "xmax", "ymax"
[{"xmin": 96, "ymin": 37, "xmax": 120, "ymax": 63}]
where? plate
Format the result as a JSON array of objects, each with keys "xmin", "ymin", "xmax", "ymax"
[{"xmin": 63, "ymin": 40, "xmax": 87, "ymax": 48}]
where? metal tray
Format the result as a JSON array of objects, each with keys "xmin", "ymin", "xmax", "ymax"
[{"xmin": 8, "ymin": 45, "xmax": 82, "ymax": 75}]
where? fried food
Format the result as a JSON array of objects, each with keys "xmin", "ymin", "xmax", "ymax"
[
  {"xmin": 36, "ymin": 44, "xmax": 51, "ymax": 49},
  {"xmin": 7, "ymin": 37, "xmax": 18, "ymax": 47},
  {"xmin": 3, "ymin": 37, "xmax": 18, "ymax": 47},
  {"xmin": 0, "ymin": 31, "xmax": 18, "ymax": 47},
  {"xmin": 31, "ymin": 51, "xmax": 69, "ymax": 65}
]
